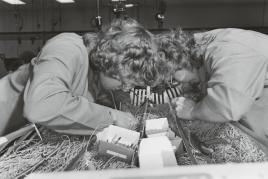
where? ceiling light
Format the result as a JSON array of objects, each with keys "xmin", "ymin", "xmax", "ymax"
[
  {"xmin": 1, "ymin": 0, "xmax": 25, "ymax": 4},
  {"xmin": 55, "ymin": 0, "xmax": 75, "ymax": 3}
]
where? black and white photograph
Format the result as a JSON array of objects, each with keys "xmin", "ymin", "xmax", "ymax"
[{"xmin": 0, "ymin": 0, "xmax": 268, "ymax": 178}]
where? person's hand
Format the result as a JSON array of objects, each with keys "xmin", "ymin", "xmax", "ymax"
[
  {"xmin": 97, "ymin": 110, "xmax": 137, "ymax": 141},
  {"xmin": 96, "ymin": 127, "xmax": 109, "ymax": 141},
  {"xmin": 172, "ymin": 97, "xmax": 196, "ymax": 120},
  {"xmin": 111, "ymin": 110, "xmax": 137, "ymax": 130}
]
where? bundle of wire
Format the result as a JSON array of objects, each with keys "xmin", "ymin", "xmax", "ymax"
[
  {"xmin": 0, "ymin": 128, "xmax": 133, "ymax": 178},
  {"xmin": 0, "ymin": 91, "xmax": 267, "ymax": 178},
  {"xmin": 123, "ymin": 98, "xmax": 268, "ymax": 165}
]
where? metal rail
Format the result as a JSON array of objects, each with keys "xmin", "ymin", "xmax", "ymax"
[{"xmin": 168, "ymin": 102, "xmax": 198, "ymax": 165}]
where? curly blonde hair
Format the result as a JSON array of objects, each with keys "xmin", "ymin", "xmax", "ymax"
[
  {"xmin": 155, "ymin": 28, "xmax": 213, "ymax": 84},
  {"xmin": 90, "ymin": 18, "xmax": 161, "ymax": 90}
]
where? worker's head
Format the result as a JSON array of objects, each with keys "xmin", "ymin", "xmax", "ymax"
[
  {"xmin": 156, "ymin": 29, "xmax": 203, "ymax": 85},
  {"xmin": 90, "ymin": 19, "xmax": 160, "ymax": 92}
]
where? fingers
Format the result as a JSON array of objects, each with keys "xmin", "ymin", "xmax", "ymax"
[
  {"xmin": 114, "ymin": 115, "xmax": 137, "ymax": 130},
  {"xmin": 171, "ymin": 97, "xmax": 179, "ymax": 104},
  {"xmin": 176, "ymin": 97, "xmax": 186, "ymax": 107},
  {"xmin": 175, "ymin": 97, "xmax": 186, "ymax": 114},
  {"xmin": 177, "ymin": 106, "xmax": 184, "ymax": 110},
  {"xmin": 173, "ymin": 97, "xmax": 185, "ymax": 112},
  {"xmin": 172, "ymin": 97, "xmax": 185, "ymax": 104},
  {"xmin": 177, "ymin": 97, "xmax": 186, "ymax": 103},
  {"xmin": 96, "ymin": 127, "xmax": 109, "ymax": 141}
]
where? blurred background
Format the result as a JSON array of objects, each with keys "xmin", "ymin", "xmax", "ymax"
[{"xmin": 0, "ymin": 0, "xmax": 268, "ymax": 76}]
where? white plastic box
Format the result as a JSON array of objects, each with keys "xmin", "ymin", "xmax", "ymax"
[
  {"xmin": 97, "ymin": 125, "xmax": 140, "ymax": 163},
  {"xmin": 138, "ymin": 136, "xmax": 177, "ymax": 169}
]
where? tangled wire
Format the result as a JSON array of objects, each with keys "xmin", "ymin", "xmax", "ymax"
[{"xmin": 0, "ymin": 94, "xmax": 267, "ymax": 178}]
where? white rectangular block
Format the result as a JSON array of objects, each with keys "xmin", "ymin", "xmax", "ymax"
[
  {"xmin": 145, "ymin": 118, "xmax": 169, "ymax": 135},
  {"xmin": 97, "ymin": 125, "xmax": 140, "ymax": 163},
  {"xmin": 139, "ymin": 136, "xmax": 177, "ymax": 169}
]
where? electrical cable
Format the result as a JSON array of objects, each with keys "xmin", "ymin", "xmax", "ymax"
[{"xmin": 95, "ymin": 0, "xmax": 102, "ymax": 30}]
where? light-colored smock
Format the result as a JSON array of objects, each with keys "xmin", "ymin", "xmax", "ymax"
[
  {"xmin": 23, "ymin": 33, "xmax": 118, "ymax": 135},
  {"xmin": 0, "ymin": 33, "xmax": 118, "ymax": 135},
  {"xmin": 193, "ymin": 28, "xmax": 268, "ymax": 141}
]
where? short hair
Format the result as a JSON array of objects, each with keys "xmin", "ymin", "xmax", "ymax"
[{"xmin": 90, "ymin": 23, "xmax": 160, "ymax": 90}]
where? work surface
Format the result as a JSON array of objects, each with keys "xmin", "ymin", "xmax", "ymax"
[{"xmin": 0, "ymin": 93, "xmax": 267, "ymax": 178}]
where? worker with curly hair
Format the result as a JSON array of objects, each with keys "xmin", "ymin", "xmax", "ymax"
[
  {"xmin": 0, "ymin": 17, "xmax": 158, "ymax": 135},
  {"xmin": 156, "ymin": 28, "xmax": 268, "ymax": 150}
]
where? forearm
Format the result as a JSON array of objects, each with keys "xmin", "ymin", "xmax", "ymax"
[
  {"xmin": 24, "ymin": 83, "xmax": 117, "ymax": 135},
  {"xmin": 40, "ymin": 98, "xmax": 116, "ymax": 135},
  {"xmin": 191, "ymin": 100, "xmax": 229, "ymax": 123},
  {"xmin": 191, "ymin": 85, "xmax": 254, "ymax": 123}
]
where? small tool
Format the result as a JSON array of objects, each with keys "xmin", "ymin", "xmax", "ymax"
[
  {"xmin": 0, "ymin": 123, "xmax": 42, "ymax": 151},
  {"xmin": 168, "ymin": 102, "xmax": 198, "ymax": 165},
  {"xmin": 33, "ymin": 124, "xmax": 43, "ymax": 140}
]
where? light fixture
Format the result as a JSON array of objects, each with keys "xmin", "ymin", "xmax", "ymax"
[
  {"xmin": 1, "ymin": 0, "xmax": 25, "ymax": 4},
  {"xmin": 55, "ymin": 0, "xmax": 75, "ymax": 3}
]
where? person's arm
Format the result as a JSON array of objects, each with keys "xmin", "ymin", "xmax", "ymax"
[
  {"xmin": 192, "ymin": 39, "xmax": 268, "ymax": 123},
  {"xmin": 23, "ymin": 34, "xmax": 132, "ymax": 135},
  {"xmin": 192, "ymin": 84, "xmax": 254, "ymax": 122}
]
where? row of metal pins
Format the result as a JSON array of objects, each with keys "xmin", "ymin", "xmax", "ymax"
[
  {"xmin": 139, "ymin": 89, "xmax": 146, "ymax": 106},
  {"xmin": 165, "ymin": 86, "xmax": 180, "ymax": 101},
  {"xmin": 153, "ymin": 86, "xmax": 181, "ymax": 105},
  {"xmin": 130, "ymin": 88, "xmax": 147, "ymax": 106},
  {"xmin": 130, "ymin": 85, "xmax": 181, "ymax": 106}
]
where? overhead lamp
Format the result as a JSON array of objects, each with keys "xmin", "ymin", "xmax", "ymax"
[
  {"xmin": 1, "ymin": 0, "xmax": 25, "ymax": 4},
  {"xmin": 55, "ymin": 0, "xmax": 75, "ymax": 3},
  {"xmin": 110, "ymin": 0, "xmax": 137, "ymax": 18}
]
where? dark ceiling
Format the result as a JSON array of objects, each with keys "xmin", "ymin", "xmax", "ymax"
[{"xmin": 0, "ymin": 0, "xmax": 265, "ymax": 10}]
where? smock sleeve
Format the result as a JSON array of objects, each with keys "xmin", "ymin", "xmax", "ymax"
[
  {"xmin": 23, "ymin": 34, "xmax": 117, "ymax": 135},
  {"xmin": 192, "ymin": 29, "xmax": 268, "ymax": 122}
]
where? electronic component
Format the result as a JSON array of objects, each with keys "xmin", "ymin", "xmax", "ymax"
[{"xmin": 97, "ymin": 125, "xmax": 140, "ymax": 163}]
